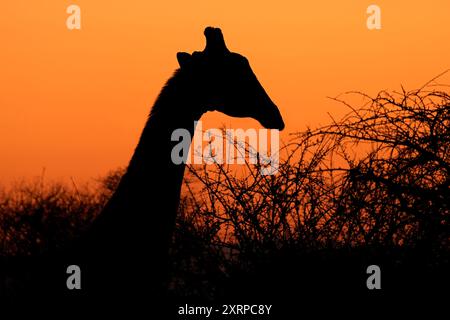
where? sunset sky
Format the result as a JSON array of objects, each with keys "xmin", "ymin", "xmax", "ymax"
[{"xmin": 1, "ymin": 1, "xmax": 449, "ymax": 184}]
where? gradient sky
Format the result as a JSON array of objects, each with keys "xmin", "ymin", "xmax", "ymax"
[{"xmin": 0, "ymin": 1, "xmax": 449, "ymax": 184}]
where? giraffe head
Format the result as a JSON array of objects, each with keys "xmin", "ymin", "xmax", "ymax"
[{"xmin": 177, "ymin": 27, "xmax": 285, "ymax": 130}]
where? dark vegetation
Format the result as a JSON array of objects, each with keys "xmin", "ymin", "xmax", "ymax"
[{"xmin": 1, "ymin": 81, "xmax": 449, "ymax": 309}]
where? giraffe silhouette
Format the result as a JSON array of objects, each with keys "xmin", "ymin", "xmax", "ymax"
[{"xmin": 30, "ymin": 27, "xmax": 284, "ymax": 312}]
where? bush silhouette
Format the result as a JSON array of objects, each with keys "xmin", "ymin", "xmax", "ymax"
[
  {"xmin": 171, "ymin": 81, "xmax": 450, "ymax": 300},
  {"xmin": 0, "ymin": 168, "xmax": 124, "ymax": 256}
]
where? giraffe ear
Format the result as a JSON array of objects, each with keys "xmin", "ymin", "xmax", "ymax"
[{"xmin": 177, "ymin": 52, "xmax": 192, "ymax": 69}]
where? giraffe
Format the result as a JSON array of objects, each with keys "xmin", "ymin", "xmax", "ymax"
[{"xmin": 49, "ymin": 27, "xmax": 284, "ymax": 309}]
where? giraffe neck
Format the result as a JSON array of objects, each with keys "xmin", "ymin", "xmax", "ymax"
[
  {"xmin": 84, "ymin": 70, "xmax": 203, "ymax": 298},
  {"xmin": 109, "ymin": 70, "xmax": 201, "ymax": 221},
  {"xmin": 106, "ymin": 69, "xmax": 203, "ymax": 242}
]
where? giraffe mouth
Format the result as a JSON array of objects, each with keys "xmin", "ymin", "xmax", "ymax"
[
  {"xmin": 258, "ymin": 104, "xmax": 285, "ymax": 130},
  {"xmin": 261, "ymin": 117, "xmax": 285, "ymax": 131},
  {"xmin": 275, "ymin": 120, "xmax": 285, "ymax": 131}
]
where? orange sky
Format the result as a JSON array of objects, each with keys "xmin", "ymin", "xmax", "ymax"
[{"xmin": 0, "ymin": 1, "xmax": 449, "ymax": 185}]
